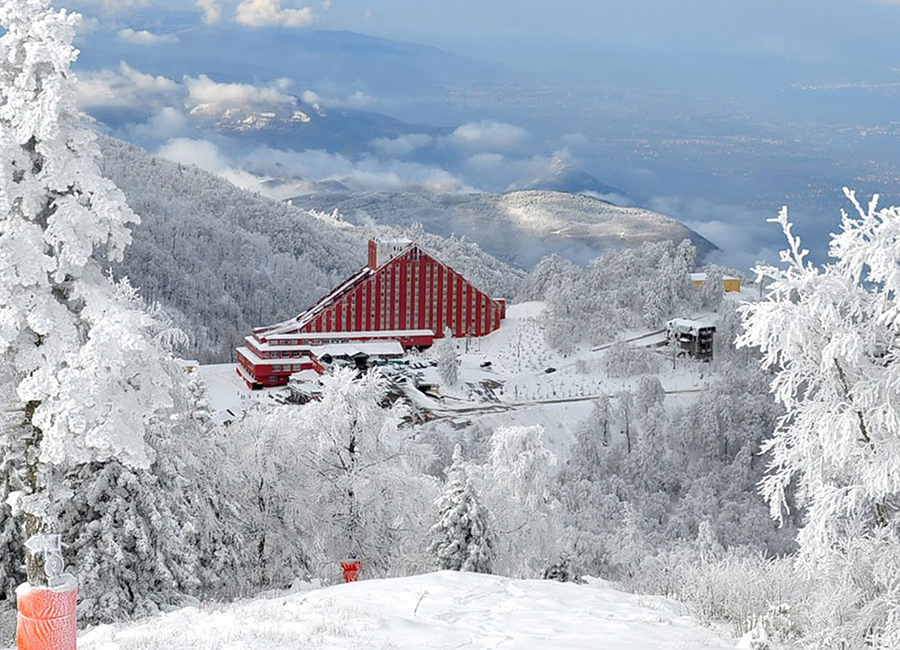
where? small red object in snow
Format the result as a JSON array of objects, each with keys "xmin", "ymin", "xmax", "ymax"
[
  {"xmin": 16, "ymin": 575, "xmax": 78, "ymax": 650},
  {"xmin": 341, "ymin": 561, "xmax": 360, "ymax": 583}
]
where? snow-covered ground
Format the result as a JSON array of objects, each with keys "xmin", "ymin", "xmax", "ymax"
[
  {"xmin": 200, "ymin": 299, "xmax": 739, "ymax": 458},
  {"xmin": 79, "ymin": 571, "xmax": 739, "ymax": 649}
]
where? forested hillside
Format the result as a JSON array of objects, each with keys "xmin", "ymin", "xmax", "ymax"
[
  {"xmin": 97, "ymin": 138, "xmax": 526, "ymax": 362},
  {"xmin": 97, "ymin": 137, "xmax": 364, "ymax": 361}
]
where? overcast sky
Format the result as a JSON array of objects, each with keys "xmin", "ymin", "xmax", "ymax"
[
  {"xmin": 62, "ymin": 0, "xmax": 900, "ymax": 268},
  {"xmin": 70, "ymin": 0, "xmax": 900, "ymax": 82}
]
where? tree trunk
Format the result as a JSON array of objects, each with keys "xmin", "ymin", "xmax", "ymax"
[{"xmin": 23, "ymin": 401, "xmax": 48, "ymax": 588}]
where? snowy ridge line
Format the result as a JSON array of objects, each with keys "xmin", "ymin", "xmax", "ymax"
[{"xmin": 77, "ymin": 571, "xmax": 740, "ymax": 649}]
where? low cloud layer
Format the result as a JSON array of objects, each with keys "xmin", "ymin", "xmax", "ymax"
[
  {"xmin": 185, "ymin": 75, "xmax": 295, "ymax": 110},
  {"xmin": 371, "ymin": 133, "xmax": 433, "ymax": 156},
  {"xmin": 156, "ymin": 137, "xmax": 474, "ymax": 195},
  {"xmin": 118, "ymin": 28, "xmax": 178, "ymax": 45},
  {"xmin": 648, "ymin": 195, "xmax": 787, "ymax": 271},
  {"xmin": 75, "ymin": 63, "xmax": 180, "ymax": 110},
  {"xmin": 451, "ymin": 120, "xmax": 530, "ymax": 152}
]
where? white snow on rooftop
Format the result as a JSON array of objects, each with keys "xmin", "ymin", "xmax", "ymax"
[
  {"xmin": 79, "ymin": 571, "xmax": 739, "ymax": 650},
  {"xmin": 316, "ymin": 340, "xmax": 404, "ymax": 358},
  {"xmin": 667, "ymin": 318, "xmax": 713, "ymax": 331}
]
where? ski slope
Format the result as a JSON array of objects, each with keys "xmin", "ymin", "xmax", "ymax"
[{"xmin": 79, "ymin": 571, "xmax": 739, "ymax": 649}]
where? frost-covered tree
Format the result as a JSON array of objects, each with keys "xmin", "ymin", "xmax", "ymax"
[
  {"xmin": 0, "ymin": 398, "xmax": 22, "ymax": 598},
  {"xmin": 700, "ymin": 264, "xmax": 725, "ymax": 310},
  {"xmin": 737, "ymin": 193, "xmax": 900, "ymax": 552},
  {"xmin": 285, "ymin": 367, "xmax": 437, "ymax": 578},
  {"xmin": 436, "ymin": 327, "xmax": 458, "ymax": 387},
  {"xmin": 527, "ymin": 240, "xmax": 699, "ymax": 352},
  {"xmin": 228, "ymin": 406, "xmax": 310, "ymax": 589},
  {"xmin": 0, "ymin": 0, "xmax": 242, "ymax": 613},
  {"xmin": 0, "ymin": 0, "xmax": 154, "ymax": 584},
  {"xmin": 42, "ymin": 281, "xmax": 244, "ymax": 622},
  {"xmin": 479, "ymin": 424, "xmax": 561, "ymax": 576},
  {"xmin": 428, "ymin": 446, "xmax": 495, "ymax": 573},
  {"xmin": 737, "ymin": 191, "xmax": 900, "ymax": 644}
]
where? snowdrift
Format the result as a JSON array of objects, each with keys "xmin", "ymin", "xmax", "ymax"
[{"xmin": 79, "ymin": 571, "xmax": 738, "ymax": 649}]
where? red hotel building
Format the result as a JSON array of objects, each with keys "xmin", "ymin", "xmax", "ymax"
[{"xmin": 236, "ymin": 239, "xmax": 507, "ymax": 388}]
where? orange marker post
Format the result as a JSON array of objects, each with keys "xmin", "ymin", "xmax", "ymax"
[
  {"xmin": 16, "ymin": 575, "xmax": 78, "ymax": 650},
  {"xmin": 341, "ymin": 560, "xmax": 360, "ymax": 583}
]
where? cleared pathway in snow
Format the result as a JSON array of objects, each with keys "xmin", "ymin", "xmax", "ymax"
[{"xmin": 79, "ymin": 571, "xmax": 738, "ymax": 650}]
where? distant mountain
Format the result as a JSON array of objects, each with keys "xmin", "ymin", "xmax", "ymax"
[
  {"xmin": 188, "ymin": 99, "xmax": 445, "ymax": 155},
  {"xmin": 289, "ymin": 189, "xmax": 717, "ymax": 268},
  {"xmin": 508, "ymin": 158, "xmax": 625, "ymax": 199},
  {"xmin": 75, "ymin": 27, "xmax": 513, "ymax": 125}
]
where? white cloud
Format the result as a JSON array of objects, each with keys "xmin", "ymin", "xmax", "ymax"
[
  {"xmin": 648, "ymin": 195, "xmax": 784, "ymax": 271},
  {"xmin": 155, "ymin": 140, "xmax": 471, "ymax": 195},
  {"xmin": 242, "ymin": 147, "xmax": 472, "ymax": 193},
  {"xmin": 235, "ymin": 0, "xmax": 316, "ymax": 27},
  {"xmin": 156, "ymin": 138, "xmax": 275, "ymax": 193},
  {"xmin": 301, "ymin": 87, "xmax": 375, "ymax": 111},
  {"xmin": 77, "ymin": 17, "xmax": 102, "ymax": 33},
  {"xmin": 158, "ymin": 138, "xmax": 230, "ymax": 172},
  {"xmin": 301, "ymin": 90, "xmax": 321, "ymax": 108},
  {"xmin": 450, "ymin": 120, "xmax": 530, "ymax": 151},
  {"xmin": 74, "ymin": 0, "xmax": 148, "ymax": 12},
  {"xmin": 196, "ymin": 0, "xmax": 222, "ymax": 24},
  {"xmin": 118, "ymin": 28, "xmax": 178, "ymax": 45},
  {"xmin": 371, "ymin": 133, "xmax": 434, "ymax": 156},
  {"xmin": 128, "ymin": 107, "xmax": 192, "ymax": 142},
  {"xmin": 75, "ymin": 62, "xmax": 180, "ymax": 110},
  {"xmin": 184, "ymin": 74, "xmax": 295, "ymax": 110}
]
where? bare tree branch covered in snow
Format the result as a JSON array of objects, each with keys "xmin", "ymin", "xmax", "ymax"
[{"xmin": 738, "ymin": 190, "xmax": 900, "ymax": 646}]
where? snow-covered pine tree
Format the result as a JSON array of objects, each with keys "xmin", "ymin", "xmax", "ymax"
[
  {"xmin": 0, "ymin": 0, "xmax": 148, "ymax": 584},
  {"xmin": 46, "ymin": 280, "xmax": 244, "ymax": 623},
  {"xmin": 428, "ymin": 446, "xmax": 495, "ymax": 573},
  {"xmin": 737, "ymin": 191, "xmax": 900, "ymax": 645},
  {"xmin": 436, "ymin": 327, "xmax": 458, "ymax": 386}
]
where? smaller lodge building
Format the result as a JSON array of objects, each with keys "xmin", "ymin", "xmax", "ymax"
[
  {"xmin": 236, "ymin": 239, "xmax": 507, "ymax": 389},
  {"xmin": 690, "ymin": 272, "xmax": 741, "ymax": 293},
  {"xmin": 667, "ymin": 318, "xmax": 715, "ymax": 361}
]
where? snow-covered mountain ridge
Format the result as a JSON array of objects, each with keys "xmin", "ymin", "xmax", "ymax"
[{"xmin": 290, "ymin": 189, "xmax": 717, "ymax": 268}]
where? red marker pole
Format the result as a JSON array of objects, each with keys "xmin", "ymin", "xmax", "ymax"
[
  {"xmin": 16, "ymin": 575, "xmax": 78, "ymax": 650},
  {"xmin": 341, "ymin": 560, "xmax": 360, "ymax": 583}
]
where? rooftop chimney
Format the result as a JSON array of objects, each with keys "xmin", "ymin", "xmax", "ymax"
[{"xmin": 367, "ymin": 238, "xmax": 412, "ymax": 269}]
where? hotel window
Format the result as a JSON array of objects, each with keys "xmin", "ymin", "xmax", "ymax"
[{"xmin": 273, "ymin": 365, "xmax": 281, "ymax": 371}]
